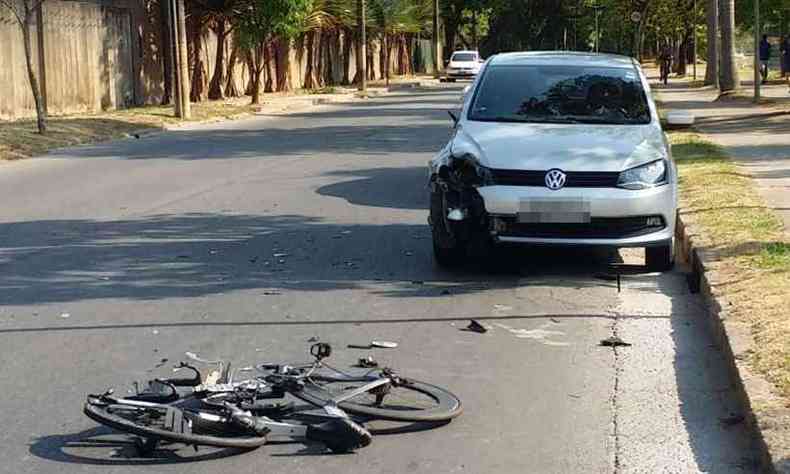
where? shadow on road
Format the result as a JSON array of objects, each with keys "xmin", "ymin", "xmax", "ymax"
[
  {"xmin": 0, "ymin": 211, "xmax": 640, "ymax": 308},
  {"xmin": 29, "ymin": 426, "xmax": 251, "ymax": 466}
]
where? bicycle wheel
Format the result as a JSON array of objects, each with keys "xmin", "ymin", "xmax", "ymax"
[
  {"xmin": 84, "ymin": 401, "xmax": 268, "ymax": 449},
  {"xmin": 298, "ymin": 373, "xmax": 463, "ymax": 422}
]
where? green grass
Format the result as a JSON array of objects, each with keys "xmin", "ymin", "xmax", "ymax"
[{"xmin": 670, "ymin": 131, "xmax": 790, "ymax": 399}]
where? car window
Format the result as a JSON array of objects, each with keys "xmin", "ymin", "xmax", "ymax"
[
  {"xmin": 468, "ymin": 65, "xmax": 651, "ymax": 125},
  {"xmin": 451, "ymin": 53, "xmax": 477, "ymax": 62}
]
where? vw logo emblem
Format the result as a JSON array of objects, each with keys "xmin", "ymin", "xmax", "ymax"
[{"xmin": 545, "ymin": 169, "xmax": 567, "ymax": 190}]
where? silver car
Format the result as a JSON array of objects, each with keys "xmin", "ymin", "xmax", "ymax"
[{"xmin": 429, "ymin": 52, "xmax": 677, "ymax": 271}]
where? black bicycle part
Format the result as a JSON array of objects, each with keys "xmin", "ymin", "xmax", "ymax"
[
  {"xmin": 84, "ymin": 402, "xmax": 268, "ymax": 450},
  {"xmin": 305, "ymin": 418, "xmax": 372, "ymax": 453},
  {"xmin": 310, "ymin": 343, "xmax": 332, "ymax": 361},
  {"xmin": 293, "ymin": 373, "xmax": 463, "ymax": 422}
]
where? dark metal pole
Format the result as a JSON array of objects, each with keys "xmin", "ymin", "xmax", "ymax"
[
  {"xmin": 433, "ymin": 0, "xmax": 440, "ymax": 75},
  {"xmin": 755, "ymin": 0, "xmax": 761, "ymax": 102},
  {"xmin": 693, "ymin": 0, "xmax": 697, "ymax": 81}
]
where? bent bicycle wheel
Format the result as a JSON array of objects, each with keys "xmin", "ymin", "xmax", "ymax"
[
  {"xmin": 84, "ymin": 402, "xmax": 268, "ymax": 450},
  {"xmin": 299, "ymin": 375, "xmax": 463, "ymax": 422}
]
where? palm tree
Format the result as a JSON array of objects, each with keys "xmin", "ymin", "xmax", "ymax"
[
  {"xmin": 370, "ymin": 0, "xmax": 426, "ymax": 84},
  {"xmin": 719, "ymin": 0, "xmax": 739, "ymax": 91}
]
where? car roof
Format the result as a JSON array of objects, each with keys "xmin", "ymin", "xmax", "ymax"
[{"xmin": 488, "ymin": 51, "xmax": 636, "ymax": 69}]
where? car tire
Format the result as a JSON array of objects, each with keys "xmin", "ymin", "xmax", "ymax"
[
  {"xmin": 430, "ymin": 189, "xmax": 464, "ymax": 267},
  {"xmin": 645, "ymin": 242, "xmax": 674, "ymax": 272}
]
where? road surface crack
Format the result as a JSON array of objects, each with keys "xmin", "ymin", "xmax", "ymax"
[{"xmin": 609, "ymin": 311, "xmax": 624, "ymax": 474}]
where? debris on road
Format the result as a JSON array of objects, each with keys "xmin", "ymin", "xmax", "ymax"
[
  {"xmin": 599, "ymin": 336, "xmax": 631, "ymax": 347},
  {"xmin": 273, "ymin": 253, "xmax": 289, "ymax": 258},
  {"xmin": 308, "ymin": 336, "xmax": 320, "ymax": 342},
  {"xmin": 155, "ymin": 358, "xmax": 168, "ymax": 368},
  {"xmin": 355, "ymin": 356, "xmax": 378, "ymax": 368},
  {"xmin": 152, "ymin": 329, "xmax": 160, "ymax": 335},
  {"xmin": 720, "ymin": 413, "xmax": 745, "ymax": 427},
  {"xmin": 347, "ymin": 340, "xmax": 399, "ymax": 349},
  {"xmin": 60, "ymin": 312, "xmax": 71, "ymax": 319},
  {"xmin": 464, "ymin": 320, "xmax": 488, "ymax": 333},
  {"xmin": 550, "ymin": 317, "xmax": 560, "ymax": 323},
  {"xmin": 440, "ymin": 289, "xmax": 451, "ymax": 295},
  {"xmin": 262, "ymin": 291, "xmax": 281, "ymax": 296}
]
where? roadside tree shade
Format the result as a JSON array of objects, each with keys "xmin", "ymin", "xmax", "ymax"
[{"xmin": 720, "ymin": 0, "xmax": 741, "ymax": 91}]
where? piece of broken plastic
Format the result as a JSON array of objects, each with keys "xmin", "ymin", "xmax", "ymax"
[{"xmin": 371, "ymin": 340, "xmax": 398, "ymax": 349}]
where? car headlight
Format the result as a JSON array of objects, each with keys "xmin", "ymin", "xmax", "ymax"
[
  {"xmin": 617, "ymin": 159, "xmax": 668, "ymax": 190},
  {"xmin": 449, "ymin": 154, "xmax": 493, "ymax": 187}
]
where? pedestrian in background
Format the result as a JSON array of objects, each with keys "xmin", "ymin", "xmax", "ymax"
[{"xmin": 759, "ymin": 34, "xmax": 772, "ymax": 84}]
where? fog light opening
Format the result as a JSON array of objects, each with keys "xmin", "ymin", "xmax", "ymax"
[{"xmin": 646, "ymin": 216, "xmax": 663, "ymax": 227}]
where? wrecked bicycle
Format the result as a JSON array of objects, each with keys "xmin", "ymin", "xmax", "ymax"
[{"xmin": 84, "ymin": 343, "xmax": 462, "ymax": 455}]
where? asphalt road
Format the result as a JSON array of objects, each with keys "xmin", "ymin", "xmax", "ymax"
[{"xmin": 0, "ymin": 85, "xmax": 759, "ymax": 473}]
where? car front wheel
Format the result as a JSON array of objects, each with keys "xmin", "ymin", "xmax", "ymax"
[
  {"xmin": 645, "ymin": 242, "xmax": 674, "ymax": 272},
  {"xmin": 430, "ymin": 189, "xmax": 464, "ymax": 267}
]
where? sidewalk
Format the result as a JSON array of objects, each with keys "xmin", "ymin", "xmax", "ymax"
[
  {"xmin": 654, "ymin": 71, "xmax": 790, "ymax": 472},
  {"xmin": 656, "ymin": 75, "xmax": 790, "ymax": 233}
]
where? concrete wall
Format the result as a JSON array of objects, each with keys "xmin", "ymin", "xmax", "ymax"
[{"xmin": 0, "ymin": 0, "xmax": 140, "ymax": 119}]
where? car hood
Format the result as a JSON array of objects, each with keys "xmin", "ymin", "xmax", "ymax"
[{"xmin": 452, "ymin": 121, "xmax": 666, "ymax": 172}]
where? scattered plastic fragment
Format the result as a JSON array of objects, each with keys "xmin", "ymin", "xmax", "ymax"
[
  {"xmin": 60, "ymin": 313, "xmax": 70, "ymax": 319},
  {"xmin": 356, "ymin": 356, "xmax": 378, "ymax": 368},
  {"xmin": 465, "ymin": 320, "xmax": 488, "ymax": 334},
  {"xmin": 720, "ymin": 413, "xmax": 745, "ymax": 427},
  {"xmin": 599, "ymin": 336, "xmax": 630, "ymax": 347}
]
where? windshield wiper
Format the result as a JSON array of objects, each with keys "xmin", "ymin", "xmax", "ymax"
[{"xmin": 472, "ymin": 116, "xmax": 582, "ymax": 124}]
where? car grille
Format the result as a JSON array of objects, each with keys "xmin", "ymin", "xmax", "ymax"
[
  {"xmin": 489, "ymin": 169, "xmax": 620, "ymax": 188},
  {"xmin": 495, "ymin": 216, "xmax": 666, "ymax": 239}
]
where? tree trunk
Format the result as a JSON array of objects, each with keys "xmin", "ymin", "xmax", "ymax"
[
  {"xmin": 303, "ymin": 31, "xmax": 317, "ymax": 89},
  {"xmin": 250, "ymin": 44, "xmax": 265, "ymax": 105},
  {"xmin": 159, "ymin": 0, "xmax": 173, "ymax": 105},
  {"xmin": 224, "ymin": 43, "xmax": 240, "ymax": 97},
  {"xmin": 20, "ymin": 16, "xmax": 47, "ymax": 133},
  {"xmin": 275, "ymin": 37, "xmax": 292, "ymax": 92},
  {"xmin": 245, "ymin": 51, "xmax": 256, "ymax": 95},
  {"xmin": 315, "ymin": 29, "xmax": 326, "ymax": 88},
  {"xmin": 705, "ymin": 0, "xmax": 719, "ymax": 85},
  {"xmin": 342, "ymin": 29, "xmax": 352, "ymax": 85},
  {"xmin": 208, "ymin": 19, "xmax": 227, "ymax": 100},
  {"xmin": 189, "ymin": 21, "xmax": 207, "ymax": 102},
  {"xmin": 719, "ymin": 0, "xmax": 739, "ymax": 91},
  {"xmin": 264, "ymin": 41, "xmax": 274, "ymax": 93}
]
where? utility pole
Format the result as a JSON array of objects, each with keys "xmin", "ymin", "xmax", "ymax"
[
  {"xmin": 176, "ymin": 0, "xmax": 190, "ymax": 118},
  {"xmin": 433, "ymin": 0, "xmax": 440, "ymax": 74},
  {"xmin": 357, "ymin": 0, "xmax": 366, "ymax": 93},
  {"xmin": 168, "ymin": 0, "xmax": 190, "ymax": 119},
  {"xmin": 710, "ymin": 0, "xmax": 719, "ymax": 89},
  {"xmin": 754, "ymin": 0, "xmax": 761, "ymax": 102}
]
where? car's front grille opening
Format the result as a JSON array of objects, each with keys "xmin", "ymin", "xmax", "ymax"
[
  {"xmin": 489, "ymin": 169, "xmax": 620, "ymax": 188},
  {"xmin": 493, "ymin": 215, "xmax": 666, "ymax": 239}
]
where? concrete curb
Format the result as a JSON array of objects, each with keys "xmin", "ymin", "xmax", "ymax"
[{"xmin": 675, "ymin": 215, "xmax": 790, "ymax": 473}]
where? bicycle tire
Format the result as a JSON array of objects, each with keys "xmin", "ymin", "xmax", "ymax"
[
  {"xmin": 296, "ymin": 377, "xmax": 462, "ymax": 422},
  {"xmin": 83, "ymin": 402, "xmax": 268, "ymax": 449}
]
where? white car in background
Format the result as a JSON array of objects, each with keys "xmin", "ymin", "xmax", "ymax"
[
  {"xmin": 430, "ymin": 52, "xmax": 687, "ymax": 272},
  {"xmin": 445, "ymin": 51, "xmax": 483, "ymax": 81}
]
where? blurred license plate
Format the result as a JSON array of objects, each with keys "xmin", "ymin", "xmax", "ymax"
[{"xmin": 518, "ymin": 200, "xmax": 591, "ymax": 223}]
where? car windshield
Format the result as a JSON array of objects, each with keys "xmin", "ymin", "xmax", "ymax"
[
  {"xmin": 468, "ymin": 65, "xmax": 651, "ymax": 125},
  {"xmin": 452, "ymin": 53, "xmax": 477, "ymax": 62}
]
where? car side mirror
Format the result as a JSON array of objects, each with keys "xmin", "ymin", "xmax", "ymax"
[{"xmin": 664, "ymin": 110, "xmax": 695, "ymax": 129}]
